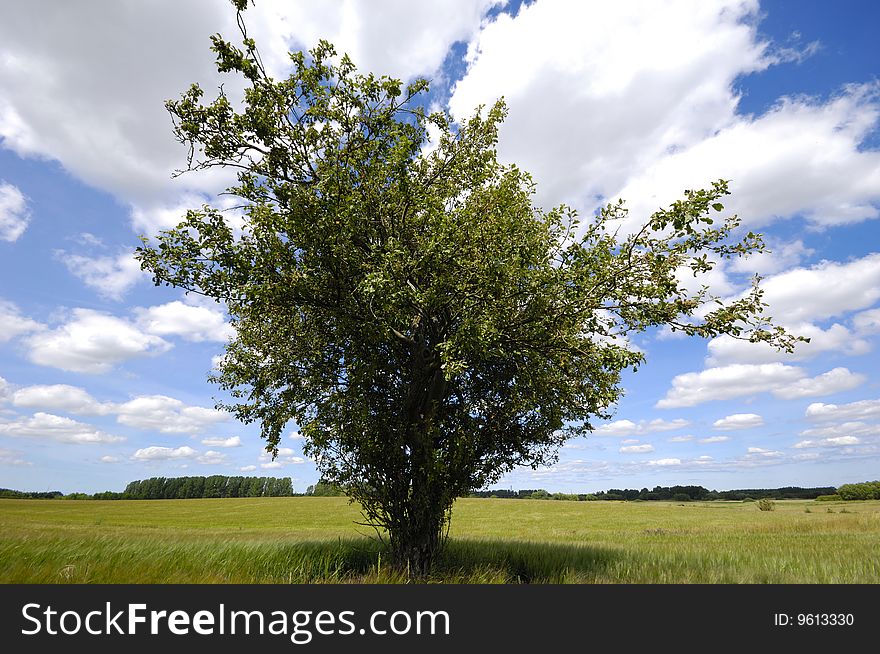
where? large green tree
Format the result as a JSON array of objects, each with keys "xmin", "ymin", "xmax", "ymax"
[{"xmin": 137, "ymin": 4, "xmax": 801, "ymax": 575}]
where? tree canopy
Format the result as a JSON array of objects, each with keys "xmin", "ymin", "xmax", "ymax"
[{"xmin": 137, "ymin": 3, "xmax": 801, "ymax": 574}]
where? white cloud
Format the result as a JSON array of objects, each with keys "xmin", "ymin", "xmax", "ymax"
[
  {"xmin": 853, "ymin": 308, "xmax": 880, "ymax": 335},
  {"xmin": 657, "ymin": 363, "xmax": 863, "ymax": 408},
  {"xmin": 12, "ymin": 384, "xmax": 111, "ymax": 415},
  {"xmin": 25, "ymin": 309, "xmax": 170, "ymax": 373},
  {"xmin": 135, "ymin": 300, "xmax": 234, "ymax": 343},
  {"xmin": 774, "ymin": 367, "xmax": 865, "ymax": 400},
  {"xmin": 593, "ymin": 418, "xmax": 689, "ymax": 437},
  {"xmin": 266, "ymin": 0, "xmax": 500, "ymax": 82},
  {"xmin": 794, "ymin": 436, "xmax": 862, "ymax": 449},
  {"xmin": 798, "ymin": 421, "xmax": 879, "ymax": 440},
  {"xmin": 131, "ymin": 445, "xmax": 198, "ymax": 461},
  {"xmin": 0, "ymin": 0, "xmax": 499, "ymax": 235},
  {"xmin": 805, "ymin": 398, "xmax": 880, "ymax": 422},
  {"xmin": 57, "ymin": 250, "xmax": 146, "ymax": 300},
  {"xmin": 0, "ymin": 447, "xmax": 30, "ymax": 466},
  {"xmin": 712, "ymin": 413, "xmax": 764, "ymax": 431},
  {"xmin": 619, "ymin": 444, "xmax": 654, "ymax": 453},
  {"xmin": 647, "ymin": 458, "xmax": 682, "ymax": 467},
  {"xmin": 115, "ymin": 395, "xmax": 227, "ymax": 434},
  {"xmin": 197, "ymin": 450, "xmax": 226, "ymax": 465},
  {"xmin": 612, "ymin": 86, "xmax": 880, "ymax": 232},
  {"xmin": 745, "ymin": 447, "xmax": 783, "ymax": 458},
  {"xmin": 668, "ymin": 435, "xmax": 694, "ymax": 443},
  {"xmin": 728, "ymin": 239, "xmax": 813, "ymax": 276},
  {"xmin": 0, "ymin": 299, "xmax": 44, "ymax": 342},
  {"xmin": 99, "ymin": 455, "xmax": 120, "ymax": 463},
  {"xmin": 0, "ymin": 181, "xmax": 29, "ymax": 241},
  {"xmin": 239, "ymin": 465, "xmax": 257, "ymax": 472},
  {"xmin": 743, "ymin": 253, "xmax": 880, "ymax": 325},
  {"xmin": 259, "ymin": 447, "xmax": 306, "ymax": 467},
  {"xmin": 706, "ymin": 321, "xmax": 871, "ymax": 366},
  {"xmin": 699, "ymin": 435, "xmax": 731, "ymax": 443},
  {"xmin": 200, "ymin": 436, "xmax": 241, "ymax": 448},
  {"xmin": 450, "ymin": 0, "xmax": 769, "ymax": 212},
  {"xmin": 0, "ymin": 412, "xmax": 124, "ymax": 444}
]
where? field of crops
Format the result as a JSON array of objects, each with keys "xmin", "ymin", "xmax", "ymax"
[{"xmin": 1, "ymin": 497, "xmax": 878, "ymax": 583}]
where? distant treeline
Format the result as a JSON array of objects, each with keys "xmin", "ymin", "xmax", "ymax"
[
  {"xmin": 470, "ymin": 485, "xmax": 839, "ymax": 502},
  {"xmin": 123, "ymin": 476, "xmax": 294, "ymax": 499},
  {"xmin": 0, "ymin": 489, "xmax": 64, "ymax": 500},
  {"xmin": 1, "ymin": 476, "xmax": 294, "ymax": 500}
]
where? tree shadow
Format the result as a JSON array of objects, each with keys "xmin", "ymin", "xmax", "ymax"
[{"xmin": 271, "ymin": 537, "xmax": 620, "ymax": 583}]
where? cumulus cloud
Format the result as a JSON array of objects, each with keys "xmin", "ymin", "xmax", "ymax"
[
  {"xmin": 200, "ymin": 436, "xmax": 241, "ymax": 448},
  {"xmin": 0, "ymin": 299, "xmax": 44, "ymax": 342},
  {"xmin": 647, "ymin": 458, "xmax": 682, "ymax": 467},
  {"xmin": 745, "ymin": 253, "xmax": 880, "ymax": 325},
  {"xmin": 798, "ymin": 421, "xmax": 879, "ymax": 440},
  {"xmin": 612, "ymin": 85, "xmax": 880, "ymax": 232},
  {"xmin": 775, "ymin": 367, "xmax": 865, "ymax": 400},
  {"xmin": 699, "ymin": 435, "xmax": 731, "ymax": 443},
  {"xmin": 450, "ymin": 0, "xmax": 769, "ymax": 211},
  {"xmin": 619, "ymin": 444, "xmax": 654, "ymax": 453},
  {"xmin": 712, "ymin": 413, "xmax": 764, "ymax": 431},
  {"xmin": 99, "ymin": 455, "xmax": 120, "ymax": 463},
  {"xmin": 115, "ymin": 395, "xmax": 227, "ymax": 434},
  {"xmin": 0, "ymin": 0, "xmax": 500, "ymax": 236},
  {"xmin": 806, "ymin": 398, "xmax": 880, "ymax": 423},
  {"xmin": 240, "ymin": 465, "xmax": 257, "ymax": 472},
  {"xmin": 131, "ymin": 445, "xmax": 198, "ymax": 461},
  {"xmin": 12, "ymin": 384, "xmax": 111, "ymax": 415},
  {"xmin": 593, "ymin": 418, "xmax": 689, "ymax": 437},
  {"xmin": 134, "ymin": 300, "xmax": 234, "ymax": 343},
  {"xmin": 0, "ymin": 181, "xmax": 29, "ymax": 241},
  {"xmin": 56, "ymin": 250, "xmax": 146, "ymax": 300},
  {"xmin": 657, "ymin": 363, "xmax": 863, "ymax": 408},
  {"xmin": 25, "ymin": 309, "xmax": 170, "ymax": 373},
  {"xmin": 0, "ymin": 412, "xmax": 124, "ymax": 444},
  {"xmin": 745, "ymin": 446, "xmax": 783, "ymax": 458},
  {"xmin": 197, "ymin": 450, "xmax": 227, "ymax": 465},
  {"xmin": 793, "ymin": 436, "xmax": 862, "ymax": 449},
  {"xmin": 707, "ymin": 253, "xmax": 880, "ymax": 365},
  {"xmin": 706, "ymin": 322, "xmax": 871, "ymax": 366}
]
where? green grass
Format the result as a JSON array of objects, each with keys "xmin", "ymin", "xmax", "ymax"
[{"xmin": 1, "ymin": 497, "xmax": 878, "ymax": 583}]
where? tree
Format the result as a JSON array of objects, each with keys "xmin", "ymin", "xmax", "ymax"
[{"xmin": 136, "ymin": 2, "xmax": 801, "ymax": 575}]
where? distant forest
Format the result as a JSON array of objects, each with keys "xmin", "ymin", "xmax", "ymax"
[
  {"xmin": 468, "ymin": 485, "xmax": 840, "ymax": 502},
  {"xmin": 2, "ymin": 479, "xmax": 878, "ymax": 502},
  {"xmin": 0, "ymin": 475, "xmax": 294, "ymax": 500}
]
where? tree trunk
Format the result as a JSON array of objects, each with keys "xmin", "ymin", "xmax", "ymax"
[{"xmin": 388, "ymin": 491, "xmax": 449, "ymax": 578}]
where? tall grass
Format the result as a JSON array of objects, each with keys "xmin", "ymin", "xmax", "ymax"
[{"xmin": 1, "ymin": 497, "xmax": 877, "ymax": 583}]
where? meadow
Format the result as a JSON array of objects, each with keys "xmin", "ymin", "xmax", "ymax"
[{"xmin": 1, "ymin": 497, "xmax": 878, "ymax": 583}]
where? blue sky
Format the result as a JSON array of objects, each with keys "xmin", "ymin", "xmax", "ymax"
[{"xmin": 1, "ymin": 0, "xmax": 878, "ymax": 494}]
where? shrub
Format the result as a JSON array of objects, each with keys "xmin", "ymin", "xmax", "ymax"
[
  {"xmin": 815, "ymin": 494, "xmax": 841, "ymax": 502},
  {"xmin": 757, "ymin": 498, "xmax": 775, "ymax": 512}
]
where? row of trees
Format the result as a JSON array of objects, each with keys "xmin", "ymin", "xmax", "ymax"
[
  {"xmin": 0, "ymin": 489, "xmax": 64, "ymax": 500},
  {"xmin": 122, "ymin": 476, "xmax": 294, "ymax": 499},
  {"xmin": 837, "ymin": 481, "xmax": 880, "ymax": 500},
  {"xmin": 470, "ymin": 485, "xmax": 838, "ymax": 501}
]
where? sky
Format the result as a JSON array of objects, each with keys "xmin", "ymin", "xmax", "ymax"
[{"xmin": 0, "ymin": 0, "xmax": 878, "ymax": 495}]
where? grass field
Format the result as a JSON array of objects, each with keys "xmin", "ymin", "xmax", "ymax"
[{"xmin": 1, "ymin": 497, "xmax": 878, "ymax": 583}]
